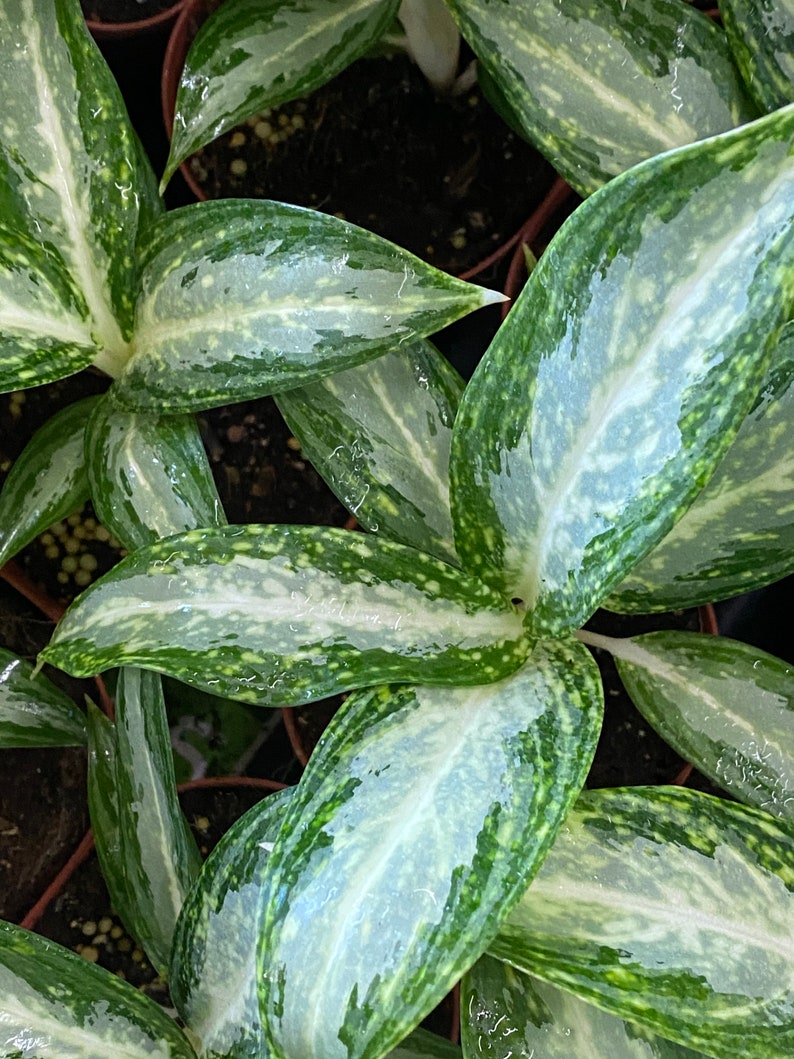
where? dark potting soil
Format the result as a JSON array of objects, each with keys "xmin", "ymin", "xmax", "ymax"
[
  {"xmin": 187, "ymin": 53, "xmax": 558, "ymax": 275},
  {"xmin": 81, "ymin": 0, "xmax": 179, "ymax": 24}
]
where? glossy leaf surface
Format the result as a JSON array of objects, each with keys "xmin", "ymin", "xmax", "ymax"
[
  {"xmin": 0, "ymin": 396, "xmax": 98, "ymax": 568},
  {"xmin": 116, "ymin": 200, "xmax": 500, "ymax": 412},
  {"xmin": 0, "ymin": 648, "xmax": 85, "ymax": 748},
  {"xmin": 463, "ymin": 954, "xmax": 709, "ymax": 1059},
  {"xmin": 451, "ymin": 107, "xmax": 794, "ymax": 638},
  {"xmin": 390, "ymin": 1030, "xmax": 460, "ymax": 1059},
  {"xmin": 258, "ymin": 638, "xmax": 603, "ymax": 1059},
  {"xmin": 591, "ymin": 629, "xmax": 794, "ymax": 819},
  {"xmin": 491, "ymin": 786, "xmax": 794, "ymax": 1059},
  {"xmin": 448, "ymin": 0, "xmax": 756, "ymax": 197},
  {"xmin": 276, "ymin": 340, "xmax": 463, "ymax": 564},
  {"xmin": 720, "ymin": 0, "xmax": 794, "ymax": 111},
  {"xmin": 85, "ymin": 396, "xmax": 226, "ymax": 552},
  {"xmin": 42, "ymin": 524, "xmax": 529, "ymax": 706},
  {"xmin": 164, "ymin": 0, "xmax": 399, "ymax": 186},
  {"xmin": 171, "ymin": 787, "xmax": 291, "ymax": 1059},
  {"xmin": 0, "ymin": 919, "xmax": 197, "ymax": 1058},
  {"xmin": 0, "ymin": 0, "xmax": 160, "ymax": 388},
  {"xmin": 611, "ymin": 322, "xmax": 794, "ymax": 611}
]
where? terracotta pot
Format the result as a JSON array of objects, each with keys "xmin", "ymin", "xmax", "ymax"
[{"xmin": 84, "ymin": 0, "xmax": 185, "ymax": 41}]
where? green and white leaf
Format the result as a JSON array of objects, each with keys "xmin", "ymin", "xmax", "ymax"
[
  {"xmin": 113, "ymin": 668, "xmax": 203, "ymax": 974},
  {"xmin": 163, "ymin": 0, "xmax": 399, "ymax": 187},
  {"xmin": 258, "ymin": 637, "xmax": 603, "ymax": 1059},
  {"xmin": 0, "ymin": 0, "xmax": 161, "ymax": 389},
  {"xmin": 0, "ymin": 918, "xmax": 197, "ymax": 1059},
  {"xmin": 583, "ymin": 628, "xmax": 794, "ymax": 820},
  {"xmin": 490, "ymin": 786, "xmax": 794, "ymax": 1059},
  {"xmin": 450, "ymin": 107, "xmax": 794, "ymax": 639},
  {"xmin": 0, "ymin": 648, "xmax": 86, "ymax": 748},
  {"xmin": 116, "ymin": 200, "xmax": 501, "ymax": 412},
  {"xmin": 720, "ymin": 0, "xmax": 794, "ymax": 112},
  {"xmin": 171, "ymin": 788, "xmax": 292, "ymax": 1059},
  {"xmin": 42, "ymin": 524, "xmax": 530, "ymax": 706},
  {"xmin": 0, "ymin": 396, "xmax": 99, "ymax": 568},
  {"xmin": 276, "ymin": 340, "xmax": 463, "ymax": 564},
  {"xmin": 447, "ymin": 0, "xmax": 757, "ymax": 197},
  {"xmin": 463, "ymin": 954, "xmax": 710, "ymax": 1059},
  {"xmin": 390, "ymin": 1029, "xmax": 460, "ymax": 1059},
  {"xmin": 610, "ymin": 322, "xmax": 794, "ymax": 611},
  {"xmin": 85, "ymin": 395, "xmax": 226, "ymax": 553}
]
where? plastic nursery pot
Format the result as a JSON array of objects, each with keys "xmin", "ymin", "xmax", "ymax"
[
  {"xmin": 83, "ymin": 0, "xmax": 185, "ymax": 41},
  {"xmin": 161, "ymin": 0, "xmax": 559, "ymax": 279}
]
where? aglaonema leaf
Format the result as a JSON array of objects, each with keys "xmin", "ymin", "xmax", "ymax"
[
  {"xmin": 85, "ymin": 394, "xmax": 226, "ymax": 553},
  {"xmin": 41, "ymin": 524, "xmax": 530, "ymax": 706},
  {"xmin": 0, "ymin": 918, "xmax": 197, "ymax": 1059},
  {"xmin": 463, "ymin": 954, "xmax": 710, "ymax": 1058},
  {"xmin": 610, "ymin": 322, "xmax": 794, "ymax": 612},
  {"xmin": 0, "ymin": 0, "xmax": 162, "ymax": 389},
  {"xmin": 719, "ymin": 0, "xmax": 794, "ymax": 112},
  {"xmin": 276, "ymin": 340, "xmax": 463, "ymax": 565},
  {"xmin": 0, "ymin": 648, "xmax": 85, "ymax": 748},
  {"xmin": 257, "ymin": 637, "xmax": 603, "ymax": 1059},
  {"xmin": 489, "ymin": 786, "xmax": 794, "ymax": 1059},
  {"xmin": 582, "ymin": 628, "xmax": 794, "ymax": 820},
  {"xmin": 0, "ymin": 396, "xmax": 99, "ymax": 568},
  {"xmin": 447, "ymin": 0, "xmax": 757, "ymax": 197},
  {"xmin": 170, "ymin": 787, "xmax": 292, "ymax": 1059},
  {"xmin": 451, "ymin": 106, "xmax": 794, "ymax": 640},
  {"xmin": 163, "ymin": 0, "xmax": 400, "ymax": 188},
  {"xmin": 115, "ymin": 200, "xmax": 502, "ymax": 413}
]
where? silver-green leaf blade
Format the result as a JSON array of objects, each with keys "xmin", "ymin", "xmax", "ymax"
[
  {"xmin": 276, "ymin": 340, "xmax": 463, "ymax": 564},
  {"xmin": 86, "ymin": 395, "xmax": 226, "ymax": 553},
  {"xmin": 595, "ymin": 629, "xmax": 794, "ymax": 819},
  {"xmin": 41, "ymin": 524, "xmax": 529, "ymax": 706},
  {"xmin": 171, "ymin": 787, "xmax": 292, "ymax": 1059},
  {"xmin": 463, "ymin": 954, "xmax": 710, "ymax": 1059},
  {"xmin": 0, "ymin": 648, "xmax": 86, "ymax": 748},
  {"xmin": 0, "ymin": 0, "xmax": 161, "ymax": 386},
  {"xmin": 610, "ymin": 322, "xmax": 794, "ymax": 612},
  {"xmin": 116, "ymin": 200, "xmax": 501, "ymax": 413},
  {"xmin": 258, "ymin": 638, "xmax": 603, "ymax": 1059},
  {"xmin": 447, "ymin": 0, "xmax": 757, "ymax": 197},
  {"xmin": 0, "ymin": 918, "xmax": 197, "ymax": 1059},
  {"xmin": 163, "ymin": 0, "xmax": 400, "ymax": 187},
  {"xmin": 0, "ymin": 396, "xmax": 99, "ymax": 568},
  {"xmin": 719, "ymin": 0, "xmax": 794, "ymax": 112},
  {"xmin": 490, "ymin": 786, "xmax": 794, "ymax": 1059},
  {"xmin": 451, "ymin": 106, "xmax": 794, "ymax": 639}
]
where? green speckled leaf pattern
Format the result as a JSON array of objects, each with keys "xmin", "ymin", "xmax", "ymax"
[
  {"xmin": 450, "ymin": 107, "xmax": 794, "ymax": 639},
  {"xmin": 171, "ymin": 788, "xmax": 292, "ymax": 1059},
  {"xmin": 592, "ymin": 629, "xmax": 794, "ymax": 819},
  {"xmin": 463, "ymin": 954, "xmax": 710, "ymax": 1059},
  {"xmin": 0, "ymin": 918, "xmax": 197, "ymax": 1058},
  {"xmin": 610, "ymin": 323, "xmax": 794, "ymax": 611},
  {"xmin": 490, "ymin": 786, "xmax": 794, "ymax": 1059},
  {"xmin": 110, "ymin": 668, "xmax": 202, "ymax": 974},
  {"xmin": 258, "ymin": 638, "xmax": 603, "ymax": 1059},
  {"xmin": 276, "ymin": 340, "xmax": 463, "ymax": 564},
  {"xmin": 41, "ymin": 524, "xmax": 529, "ymax": 706},
  {"xmin": 117, "ymin": 200, "xmax": 501, "ymax": 412},
  {"xmin": 447, "ymin": 0, "xmax": 757, "ymax": 197},
  {"xmin": 0, "ymin": 648, "xmax": 86, "ymax": 748},
  {"xmin": 0, "ymin": 396, "xmax": 98, "ymax": 568},
  {"xmin": 164, "ymin": 0, "xmax": 399, "ymax": 186},
  {"xmin": 720, "ymin": 0, "xmax": 794, "ymax": 111},
  {"xmin": 0, "ymin": 0, "xmax": 161, "ymax": 389},
  {"xmin": 85, "ymin": 396, "xmax": 226, "ymax": 552}
]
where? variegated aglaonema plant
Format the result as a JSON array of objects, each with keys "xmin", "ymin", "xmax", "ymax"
[{"xmin": 2, "ymin": 3, "xmax": 794, "ymax": 1059}]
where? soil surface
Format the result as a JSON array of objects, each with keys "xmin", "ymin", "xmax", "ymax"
[
  {"xmin": 186, "ymin": 53, "xmax": 558, "ymax": 275},
  {"xmin": 81, "ymin": 0, "xmax": 179, "ymax": 24}
]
